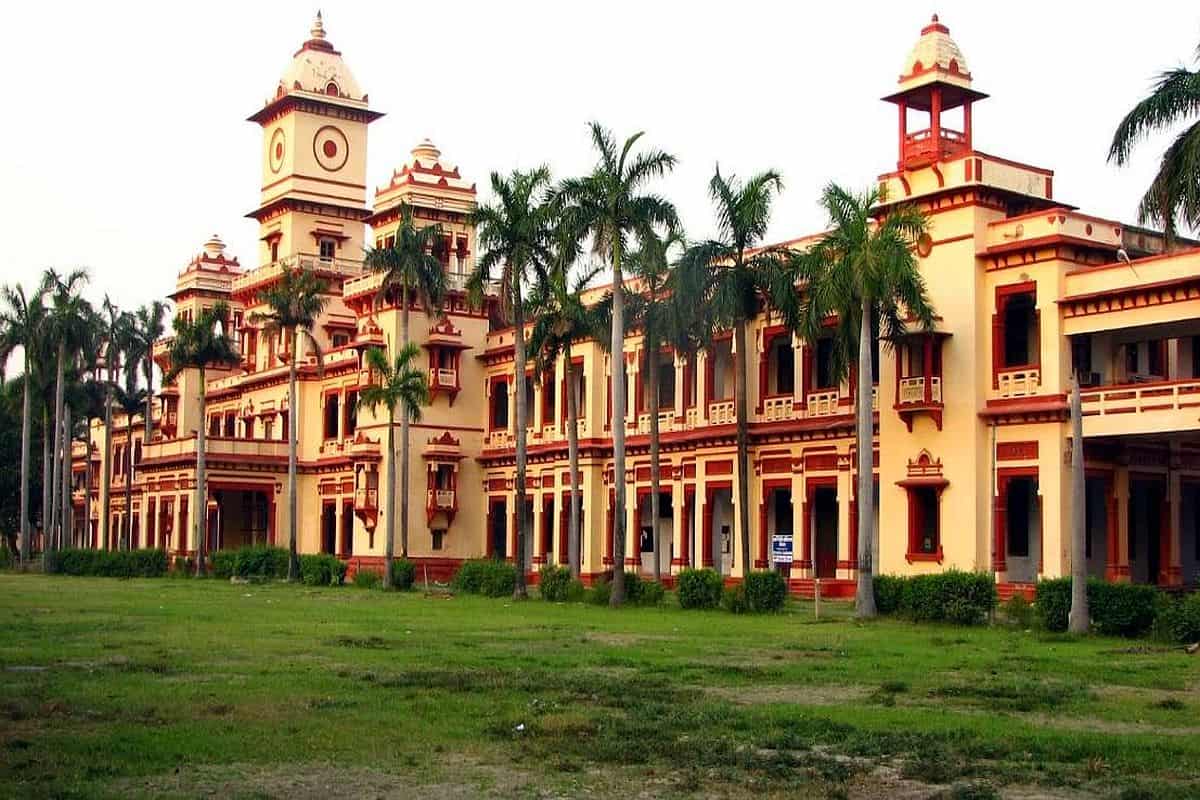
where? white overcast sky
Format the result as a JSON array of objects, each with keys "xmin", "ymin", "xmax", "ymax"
[{"xmin": 1, "ymin": 1, "xmax": 1196, "ymax": 313}]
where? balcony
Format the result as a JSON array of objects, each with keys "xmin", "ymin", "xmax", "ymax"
[
  {"xmin": 430, "ymin": 367, "xmax": 458, "ymax": 388},
  {"xmin": 485, "ymin": 430, "xmax": 514, "ymax": 450},
  {"xmin": 896, "ymin": 376, "xmax": 944, "ymax": 431},
  {"xmin": 355, "ymin": 487, "xmax": 379, "ymax": 510},
  {"xmin": 761, "ymin": 395, "xmax": 795, "ymax": 422},
  {"xmin": 231, "ymin": 254, "xmax": 362, "ymax": 295},
  {"xmin": 141, "ymin": 435, "xmax": 290, "ymax": 465},
  {"xmin": 806, "ymin": 390, "xmax": 840, "ymax": 417},
  {"xmin": 428, "ymin": 489, "xmax": 456, "ymax": 511},
  {"xmin": 997, "ymin": 368, "xmax": 1040, "ymax": 399},
  {"xmin": 708, "ymin": 400, "xmax": 735, "ymax": 425},
  {"xmin": 1081, "ymin": 378, "xmax": 1200, "ymax": 438},
  {"xmin": 635, "ymin": 410, "xmax": 676, "ymax": 434},
  {"xmin": 901, "ymin": 127, "xmax": 968, "ymax": 168}
]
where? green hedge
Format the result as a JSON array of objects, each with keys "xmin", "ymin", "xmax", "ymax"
[
  {"xmin": 45, "ymin": 548, "xmax": 168, "ymax": 578},
  {"xmin": 539, "ymin": 565, "xmax": 573, "ymax": 602},
  {"xmin": 871, "ymin": 571, "xmax": 996, "ymax": 625},
  {"xmin": 585, "ymin": 571, "xmax": 663, "ymax": 606},
  {"xmin": 390, "ymin": 559, "xmax": 415, "ymax": 591},
  {"xmin": 452, "ymin": 559, "xmax": 518, "ymax": 597},
  {"xmin": 743, "ymin": 570, "xmax": 788, "ymax": 613},
  {"xmin": 352, "ymin": 568, "xmax": 382, "ymax": 589},
  {"xmin": 1036, "ymin": 577, "xmax": 1161, "ymax": 637},
  {"xmin": 299, "ymin": 553, "xmax": 347, "ymax": 586},
  {"xmin": 1159, "ymin": 592, "xmax": 1200, "ymax": 644},
  {"xmin": 677, "ymin": 568, "xmax": 724, "ymax": 610},
  {"xmin": 210, "ymin": 546, "xmax": 289, "ymax": 580}
]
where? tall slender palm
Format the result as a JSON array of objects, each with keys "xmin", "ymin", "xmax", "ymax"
[
  {"xmin": 133, "ymin": 301, "xmax": 168, "ymax": 443},
  {"xmin": 166, "ymin": 302, "xmax": 240, "ymax": 576},
  {"xmin": 527, "ymin": 223, "xmax": 602, "ymax": 579},
  {"xmin": 112, "ymin": 374, "xmax": 147, "ymax": 551},
  {"xmin": 75, "ymin": 377, "xmax": 107, "ymax": 548},
  {"xmin": 800, "ymin": 183, "xmax": 935, "ymax": 617},
  {"xmin": 685, "ymin": 168, "xmax": 790, "ymax": 579},
  {"xmin": 0, "ymin": 283, "xmax": 48, "ymax": 561},
  {"xmin": 250, "ymin": 266, "xmax": 330, "ymax": 581},
  {"xmin": 557, "ymin": 123, "xmax": 679, "ymax": 605},
  {"xmin": 358, "ymin": 344, "xmax": 429, "ymax": 589},
  {"xmin": 364, "ymin": 202, "xmax": 448, "ymax": 560},
  {"xmin": 42, "ymin": 269, "xmax": 91, "ymax": 552},
  {"xmin": 1108, "ymin": 41, "xmax": 1200, "ymax": 246},
  {"xmin": 469, "ymin": 168, "xmax": 554, "ymax": 599},
  {"xmin": 626, "ymin": 228, "xmax": 685, "ymax": 584},
  {"xmin": 98, "ymin": 298, "xmax": 128, "ymax": 550}
]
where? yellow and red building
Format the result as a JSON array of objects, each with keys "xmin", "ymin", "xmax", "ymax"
[{"xmin": 74, "ymin": 14, "xmax": 1200, "ymax": 595}]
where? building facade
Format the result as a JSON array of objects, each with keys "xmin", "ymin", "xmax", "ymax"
[{"xmin": 73, "ymin": 14, "xmax": 1200, "ymax": 595}]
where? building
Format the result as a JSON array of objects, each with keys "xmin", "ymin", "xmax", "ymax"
[{"xmin": 73, "ymin": 14, "xmax": 1200, "ymax": 595}]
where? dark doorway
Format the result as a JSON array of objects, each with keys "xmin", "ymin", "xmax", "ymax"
[
  {"xmin": 489, "ymin": 499, "xmax": 507, "ymax": 559},
  {"xmin": 812, "ymin": 487, "xmax": 838, "ymax": 579},
  {"xmin": 321, "ymin": 503, "xmax": 336, "ymax": 554},
  {"xmin": 341, "ymin": 503, "xmax": 354, "ymax": 556}
]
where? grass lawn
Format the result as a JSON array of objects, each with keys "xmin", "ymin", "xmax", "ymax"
[{"xmin": 0, "ymin": 574, "xmax": 1198, "ymax": 799}]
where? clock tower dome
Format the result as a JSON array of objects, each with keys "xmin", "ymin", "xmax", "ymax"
[{"xmin": 246, "ymin": 12, "xmax": 383, "ymax": 270}]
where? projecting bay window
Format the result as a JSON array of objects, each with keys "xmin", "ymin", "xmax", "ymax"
[
  {"xmin": 318, "ymin": 238, "xmax": 336, "ymax": 261},
  {"xmin": 897, "ymin": 479, "xmax": 946, "ymax": 563},
  {"xmin": 992, "ymin": 283, "xmax": 1040, "ymax": 397},
  {"xmin": 894, "ymin": 333, "xmax": 946, "ymax": 431},
  {"xmin": 426, "ymin": 346, "xmax": 461, "ymax": 404}
]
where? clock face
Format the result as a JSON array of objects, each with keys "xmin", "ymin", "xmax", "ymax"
[
  {"xmin": 269, "ymin": 128, "xmax": 286, "ymax": 174},
  {"xmin": 313, "ymin": 125, "xmax": 349, "ymax": 172}
]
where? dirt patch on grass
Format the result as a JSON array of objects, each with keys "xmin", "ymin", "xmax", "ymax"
[
  {"xmin": 705, "ymin": 683, "xmax": 867, "ymax": 706},
  {"xmin": 581, "ymin": 631, "xmax": 675, "ymax": 647}
]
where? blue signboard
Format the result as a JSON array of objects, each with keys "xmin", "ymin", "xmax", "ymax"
[{"xmin": 771, "ymin": 534, "xmax": 793, "ymax": 564}]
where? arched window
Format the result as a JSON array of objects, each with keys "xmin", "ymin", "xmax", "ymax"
[{"xmin": 325, "ymin": 81, "xmax": 340, "ymax": 96}]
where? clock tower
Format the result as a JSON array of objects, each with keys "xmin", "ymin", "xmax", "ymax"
[{"xmin": 246, "ymin": 12, "xmax": 383, "ymax": 270}]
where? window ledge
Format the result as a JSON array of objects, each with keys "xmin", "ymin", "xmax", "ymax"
[{"xmin": 905, "ymin": 548, "xmax": 944, "ymax": 564}]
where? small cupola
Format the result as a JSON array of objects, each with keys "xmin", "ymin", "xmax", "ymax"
[{"xmin": 882, "ymin": 15, "xmax": 988, "ymax": 170}]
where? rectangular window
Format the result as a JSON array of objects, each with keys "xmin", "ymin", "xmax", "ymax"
[
  {"xmin": 657, "ymin": 360, "xmax": 675, "ymax": 410},
  {"xmin": 774, "ymin": 341, "xmax": 795, "ymax": 394},
  {"xmin": 319, "ymin": 238, "xmax": 336, "ymax": 260},
  {"xmin": 492, "ymin": 381, "xmax": 509, "ymax": 429},
  {"xmin": 270, "ymin": 240, "xmax": 280, "ymax": 263},
  {"xmin": 1148, "ymin": 340, "xmax": 1165, "ymax": 377},
  {"xmin": 263, "ymin": 418, "xmax": 274, "ymax": 440},
  {"xmin": 1007, "ymin": 479, "xmax": 1033, "ymax": 558},
  {"xmin": 909, "ymin": 486, "xmax": 940, "ymax": 555},
  {"xmin": 324, "ymin": 394, "xmax": 340, "ymax": 440},
  {"xmin": 344, "ymin": 390, "xmax": 358, "ymax": 436},
  {"xmin": 432, "ymin": 529, "xmax": 445, "ymax": 551},
  {"xmin": 332, "ymin": 333, "xmax": 349, "ymax": 348},
  {"xmin": 815, "ymin": 339, "xmax": 835, "ymax": 390}
]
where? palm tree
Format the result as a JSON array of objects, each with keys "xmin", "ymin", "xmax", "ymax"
[
  {"xmin": 75, "ymin": 377, "xmax": 107, "ymax": 548},
  {"xmin": 133, "ymin": 301, "xmax": 168, "ymax": 443},
  {"xmin": 557, "ymin": 123, "xmax": 679, "ymax": 605},
  {"xmin": 800, "ymin": 183, "xmax": 935, "ymax": 617},
  {"xmin": 357, "ymin": 344, "xmax": 429, "ymax": 589},
  {"xmin": 625, "ymin": 228, "xmax": 685, "ymax": 584},
  {"xmin": 112, "ymin": 373, "xmax": 147, "ymax": 551},
  {"xmin": 364, "ymin": 202, "xmax": 448, "ymax": 561},
  {"xmin": 0, "ymin": 283, "xmax": 48, "ymax": 561},
  {"xmin": 527, "ymin": 222, "xmax": 602, "ymax": 579},
  {"xmin": 1108, "ymin": 42, "xmax": 1200, "ymax": 246},
  {"xmin": 468, "ymin": 168, "xmax": 554, "ymax": 600},
  {"xmin": 250, "ymin": 266, "xmax": 330, "ymax": 581},
  {"xmin": 166, "ymin": 302, "xmax": 240, "ymax": 576},
  {"xmin": 685, "ymin": 168, "xmax": 790, "ymax": 580},
  {"xmin": 98, "ymin": 297, "xmax": 128, "ymax": 550},
  {"xmin": 42, "ymin": 269, "xmax": 91, "ymax": 552}
]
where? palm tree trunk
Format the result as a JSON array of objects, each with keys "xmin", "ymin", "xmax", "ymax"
[
  {"xmin": 82, "ymin": 421, "xmax": 91, "ymax": 548},
  {"xmin": 19, "ymin": 360, "xmax": 32, "ymax": 561},
  {"xmin": 610, "ymin": 243, "xmax": 627, "ymax": 606},
  {"xmin": 287, "ymin": 334, "xmax": 300, "ymax": 582},
  {"xmin": 855, "ymin": 301, "xmax": 877, "ymax": 617},
  {"xmin": 41, "ymin": 406, "xmax": 51, "ymax": 553},
  {"xmin": 61, "ymin": 405, "xmax": 72, "ymax": 550},
  {"xmin": 512, "ymin": 269, "xmax": 529, "ymax": 600},
  {"xmin": 648, "ymin": 346, "xmax": 662, "ymax": 584},
  {"xmin": 383, "ymin": 409, "xmax": 396, "ymax": 589},
  {"xmin": 124, "ymin": 422, "xmax": 134, "ymax": 549},
  {"xmin": 49, "ymin": 343, "xmax": 66, "ymax": 553},
  {"xmin": 733, "ymin": 317, "xmax": 752, "ymax": 578},
  {"xmin": 195, "ymin": 365, "xmax": 207, "ymax": 576},
  {"xmin": 565, "ymin": 344, "xmax": 581, "ymax": 579},
  {"xmin": 400, "ymin": 273, "xmax": 411, "ymax": 559},
  {"xmin": 101, "ymin": 383, "xmax": 113, "ymax": 550},
  {"xmin": 144, "ymin": 358, "xmax": 154, "ymax": 443},
  {"xmin": 1068, "ymin": 376, "xmax": 1089, "ymax": 633}
]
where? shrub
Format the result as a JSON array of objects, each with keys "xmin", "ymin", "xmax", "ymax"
[
  {"xmin": 352, "ymin": 568, "xmax": 382, "ymax": 589},
  {"xmin": 210, "ymin": 550, "xmax": 237, "ymax": 579},
  {"xmin": 172, "ymin": 556, "xmax": 193, "ymax": 576},
  {"xmin": 565, "ymin": 578, "xmax": 586, "ymax": 602},
  {"xmin": 452, "ymin": 559, "xmax": 517, "ymax": 597},
  {"xmin": 620, "ymin": 571, "xmax": 643, "ymax": 604},
  {"xmin": 390, "ymin": 559, "xmax": 416, "ymax": 591},
  {"xmin": 637, "ymin": 580, "xmax": 666, "ymax": 607},
  {"xmin": 743, "ymin": 570, "xmax": 788, "ymax": 613},
  {"xmin": 1035, "ymin": 577, "xmax": 1071, "ymax": 632},
  {"xmin": 210, "ymin": 546, "xmax": 289, "ymax": 580},
  {"xmin": 0, "ymin": 546, "xmax": 12, "ymax": 569},
  {"xmin": 1089, "ymin": 579, "xmax": 1158, "ymax": 637},
  {"xmin": 721, "ymin": 584, "xmax": 749, "ymax": 614},
  {"xmin": 588, "ymin": 576, "xmax": 612, "ymax": 605},
  {"xmin": 299, "ymin": 553, "xmax": 347, "ymax": 586},
  {"xmin": 677, "ymin": 568, "xmax": 723, "ymax": 610},
  {"xmin": 1158, "ymin": 592, "xmax": 1200, "ymax": 644},
  {"xmin": 873, "ymin": 574, "xmax": 906, "ymax": 615},
  {"xmin": 539, "ymin": 565, "xmax": 573, "ymax": 602},
  {"xmin": 1002, "ymin": 594, "xmax": 1035, "ymax": 629},
  {"xmin": 44, "ymin": 548, "xmax": 168, "ymax": 578}
]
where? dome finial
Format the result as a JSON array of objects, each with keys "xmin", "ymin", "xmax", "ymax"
[
  {"xmin": 931, "ymin": 12, "xmax": 939, "ymax": 23},
  {"xmin": 311, "ymin": 10, "xmax": 326, "ymax": 40}
]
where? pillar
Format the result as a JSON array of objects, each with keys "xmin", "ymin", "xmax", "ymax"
[
  {"xmin": 626, "ymin": 488, "xmax": 639, "ymax": 568},
  {"xmin": 1112, "ymin": 466, "xmax": 1130, "ymax": 581},
  {"xmin": 1104, "ymin": 477, "xmax": 1119, "ymax": 581},
  {"xmin": 700, "ymin": 348, "xmax": 712, "ymax": 422},
  {"xmin": 756, "ymin": 492, "xmax": 769, "ymax": 569},
  {"xmin": 603, "ymin": 488, "xmax": 614, "ymax": 567},
  {"xmin": 1165, "ymin": 472, "xmax": 1182, "ymax": 586},
  {"xmin": 673, "ymin": 354, "xmax": 686, "ymax": 425},
  {"xmin": 701, "ymin": 486, "xmax": 714, "ymax": 567},
  {"xmin": 836, "ymin": 465, "xmax": 852, "ymax": 579},
  {"xmin": 993, "ymin": 477, "xmax": 1008, "ymax": 573}
]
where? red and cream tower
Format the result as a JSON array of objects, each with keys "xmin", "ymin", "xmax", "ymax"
[{"xmin": 246, "ymin": 12, "xmax": 382, "ymax": 269}]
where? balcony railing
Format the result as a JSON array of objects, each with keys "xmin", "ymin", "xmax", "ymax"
[
  {"xmin": 762, "ymin": 395, "xmax": 795, "ymax": 421},
  {"xmin": 898, "ymin": 376, "xmax": 943, "ymax": 405},
  {"xmin": 354, "ymin": 487, "xmax": 378, "ymax": 510},
  {"xmin": 1082, "ymin": 379, "xmax": 1200, "ymax": 418},
  {"xmin": 231, "ymin": 254, "xmax": 362, "ymax": 293},
  {"xmin": 997, "ymin": 368, "xmax": 1041, "ymax": 399},
  {"xmin": 430, "ymin": 367, "xmax": 458, "ymax": 387},
  {"xmin": 635, "ymin": 410, "xmax": 676, "ymax": 434},
  {"xmin": 485, "ymin": 429, "xmax": 513, "ymax": 449},
  {"xmin": 806, "ymin": 390, "xmax": 840, "ymax": 417},
  {"xmin": 708, "ymin": 400, "xmax": 735, "ymax": 425},
  {"xmin": 142, "ymin": 435, "xmax": 290, "ymax": 463},
  {"xmin": 428, "ymin": 489, "xmax": 456, "ymax": 510},
  {"xmin": 685, "ymin": 407, "xmax": 700, "ymax": 429}
]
